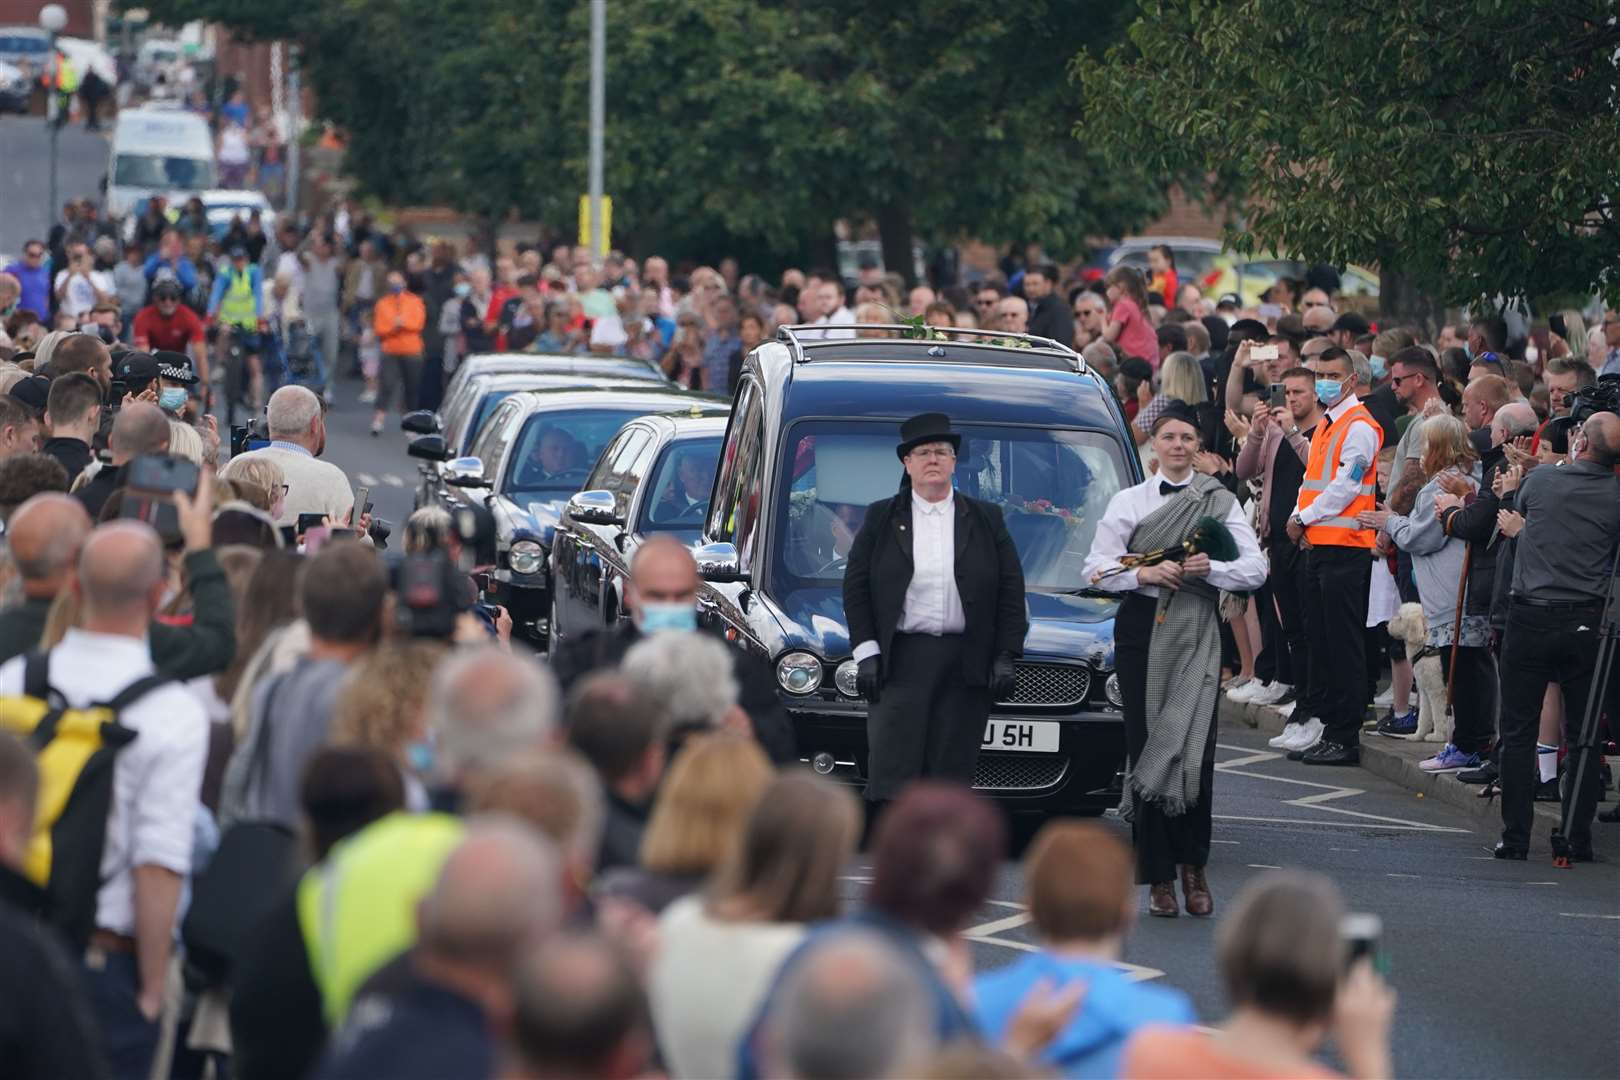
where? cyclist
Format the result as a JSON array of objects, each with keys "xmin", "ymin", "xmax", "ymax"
[
  {"xmin": 207, "ymin": 245, "xmax": 266, "ymax": 423},
  {"xmin": 132, "ymin": 279, "xmax": 210, "ymax": 402}
]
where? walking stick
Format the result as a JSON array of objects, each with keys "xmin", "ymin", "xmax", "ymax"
[{"xmin": 1443, "ymin": 546, "xmax": 1472, "ymax": 733}]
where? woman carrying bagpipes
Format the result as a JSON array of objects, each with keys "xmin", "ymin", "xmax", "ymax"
[{"xmin": 1081, "ymin": 403, "xmax": 1268, "ymax": 918}]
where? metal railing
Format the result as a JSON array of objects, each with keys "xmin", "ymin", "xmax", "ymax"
[{"xmin": 775, "ymin": 324, "xmax": 1088, "ymax": 374}]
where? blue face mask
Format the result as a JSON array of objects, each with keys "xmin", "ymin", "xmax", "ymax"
[
  {"xmin": 158, "ymin": 387, "xmax": 189, "ymax": 413},
  {"xmin": 1315, "ymin": 377, "xmax": 1344, "ymax": 404},
  {"xmin": 1369, "ymin": 355, "xmax": 1387, "ymax": 379},
  {"xmin": 454, "ymin": 282, "xmax": 471, "ymax": 297},
  {"xmin": 637, "ymin": 601, "xmax": 697, "ymax": 634},
  {"xmin": 406, "ymin": 736, "xmax": 435, "ymax": 776}
]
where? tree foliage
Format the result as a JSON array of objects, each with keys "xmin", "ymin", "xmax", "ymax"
[
  {"xmin": 1079, "ymin": 0, "xmax": 1620, "ymax": 308},
  {"xmin": 131, "ymin": 0, "xmax": 1169, "ymax": 272}
]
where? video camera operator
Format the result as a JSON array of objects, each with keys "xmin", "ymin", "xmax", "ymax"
[
  {"xmin": 397, "ymin": 505, "xmax": 510, "ymax": 645},
  {"xmin": 1492, "ymin": 401, "xmax": 1620, "ymax": 862}
]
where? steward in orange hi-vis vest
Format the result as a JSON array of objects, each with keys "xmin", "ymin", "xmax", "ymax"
[{"xmin": 1299, "ymin": 400, "xmax": 1383, "ymax": 548}]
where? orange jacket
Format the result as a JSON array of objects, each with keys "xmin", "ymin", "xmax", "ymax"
[
  {"xmin": 1299, "ymin": 401, "xmax": 1382, "ymax": 548},
  {"xmin": 373, "ymin": 291, "xmax": 427, "ymax": 357}
]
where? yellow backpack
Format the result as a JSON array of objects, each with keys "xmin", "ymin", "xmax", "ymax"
[{"xmin": 0, "ymin": 652, "xmax": 166, "ymax": 950}]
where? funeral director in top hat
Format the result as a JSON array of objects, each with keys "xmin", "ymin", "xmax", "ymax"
[{"xmin": 842, "ymin": 412, "xmax": 1027, "ymax": 809}]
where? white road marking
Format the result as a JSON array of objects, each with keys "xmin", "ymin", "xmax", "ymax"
[
  {"xmin": 1213, "ymin": 814, "xmax": 1463, "ymax": 832},
  {"xmin": 1525, "ymin": 882, "xmax": 1558, "ymax": 887},
  {"xmin": 963, "ymin": 911, "xmax": 1032, "ymax": 937},
  {"xmin": 1216, "ymin": 765, "xmax": 1468, "ymax": 833},
  {"xmin": 1248, "ymin": 864, "xmax": 1282, "ymax": 869},
  {"xmin": 356, "ymin": 472, "xmax": 378, "ymax": 485},
  {"xmin": 382, "ymin": 474, "xmax": 406, "ymax": 487},
  {"xmin": 1559, "ymin": 912, "xmax": 1620, "ymax": 920},
  {"xmin": 1211, "ymin": 839, "xmax": 1240, "ymax": 845},
  {"xmin": 1386, "ymin": 873, "xmax": 1419, "ymax": 879},
  {"xmin": 1216, "ymin": 749, "xmax": 1283, "ymax": 768}
]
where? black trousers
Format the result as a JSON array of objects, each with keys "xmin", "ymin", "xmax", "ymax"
[
  {"xmin": 864, "ymin": 633, "xmax": 990, "ymax": 802},
  {"xmin": 1253, "ymin": 575, "xmax": 1285, "ymax": 685},
  {"xmin": 1117, "ymin": 593, "xmax": 1218, "ymax": 884},
  {"xmin": 1303, "ymin": 545, "xmax": 1371, "ymax": 745},
  {"xmin": 1440, "ymin": 645, "xmax": 1497, "ymax": 756},
  {"xmin": 1269, "ymin": 540, "xmax": 1310, "ymax": 697},
  {"xmin": 1497, "ymin": 600, "xmax": 1606, "ymax": 850}
]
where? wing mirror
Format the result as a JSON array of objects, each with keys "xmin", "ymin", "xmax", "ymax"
[
  {"xmin": 566, "ymin": 489, "xmax": 623, "ymax": 526},
  {"xmin": 694, "ymin": 541, "xmax": 744, "ymax": 583},
  {"xmin": 401, "ymin": 410, "xmax": 440, "ymax": 435},
  {"xmin": 443, "ymin": 457, "xmax": 490, "ymax": 488},
  {"xmin": 407, "ymin": 434, "xmax": 449, "ymax": 462}
]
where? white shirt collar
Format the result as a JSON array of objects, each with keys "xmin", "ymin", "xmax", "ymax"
[
  {"xmin": 912, "ymin": 488, "xmax": 954, "ymax": 516},
  {"xmin": 1326, "ymin": 392, "xmax": 1362, "ymax": 423}
]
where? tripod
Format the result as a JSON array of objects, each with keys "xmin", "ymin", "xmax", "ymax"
[{"xmin": 1551, "ymin": 542, "xmax": 1620, "ymax": 868}]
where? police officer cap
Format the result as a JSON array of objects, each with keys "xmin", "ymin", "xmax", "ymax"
[{"xmin": 154, "ymin": 350, "xmax": 198, "ymax": 385}]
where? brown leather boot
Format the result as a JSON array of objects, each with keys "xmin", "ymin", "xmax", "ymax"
[
  {"xmin": 1180, "ymin": 865, "xmax": 1213, "ymax": 917},
  {"xmin": 1148, "ymin": 881, "xmax": 1179, "ymax": 917}
]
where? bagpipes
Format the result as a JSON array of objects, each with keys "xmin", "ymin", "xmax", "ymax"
[{"xmin": 1090, "ymin": 516, "xmax": 1240, "ymax": 583}]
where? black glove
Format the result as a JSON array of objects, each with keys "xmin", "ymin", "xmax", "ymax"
[
  {"xmin": 856, "ymin": 656, "xmax": 882, "ymax": 704},
  {"xmin": 990, "ymin": 653, "xmax": 1018, "ymax": 700}
]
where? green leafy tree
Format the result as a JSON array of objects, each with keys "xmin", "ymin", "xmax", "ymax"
[
  {"xmin": 132, "ymin": 0, "xmax": 1170, "ymax": 274},
  {"xmin": 1080, "ymin": 0, "xmax": 1620, "ymax": 318}
]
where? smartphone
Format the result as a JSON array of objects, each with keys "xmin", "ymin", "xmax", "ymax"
[
  {"xmin": 1341, "ymin": 912, "xmax": 1386, "ymax": 974},
  {"xmin": 127, "ymin": 454, "xmax": 200, "ymax": 495},
  {"xmin": 1257, "ymin": 303, "xmax": 1283, "ymax": 321},
  {"xmin": 1269, "ymin": 382, "xmax": 1287, "ymax": 409},
  {"xmin": 1251, "ymin": 344, "xmax": 1280, "ymax": 362},
  {"xmin": 352, "ymin": 486, "xmax": 370, "ymax": 527},
  {"xmin": 108, "ymin": 378, "xmax": 129, "ymax": 404},
  {"xmin": 303, "ymin": 526, "xmax": 334, "ymax": 554},
  {"xmin": 296, "ymin": 512, "xmax": 327, "ymax": 536}
]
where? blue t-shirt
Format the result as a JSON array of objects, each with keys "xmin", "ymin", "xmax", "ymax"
[
  {"xmin": 974, "ymin": 952, "xmax": 1196, "ymax": 1079},
  {"xmin": 312, "ymin": 974, "xmax": 493, "ymax": 1080}
]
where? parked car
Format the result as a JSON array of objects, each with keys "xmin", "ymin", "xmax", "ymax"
[
  {"xmin": 0, "ymin": 59, "xmax": 28, "ymax": 114},
  {"xmin": 0, "ymin": 26, "xmax": 50, "ymax": 80},
  {"xmin": 688, "ymin": 324, "xmax": 1142, "ymax": 818},
  {"xmin": 407, "ymin": 384, "xmax": 727, "ymax": 645},
  {"xmin": 1106, "ymin": 236, "xmax": 1380, "ymax": 307},
  {"xmin": 198, "ymin": 189, "xmax": 277, "ymax": 241},
  {"xmin": 549, "ymin": 412, "xmax": 730, "ymax": 648},
  {"xmin": 441, "ymin": 351, "xmax": 667, "ymax": 411}
]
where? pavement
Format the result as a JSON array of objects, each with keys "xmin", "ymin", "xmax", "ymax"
[{"xmin": 0, "ymin": 115, "xmax": 110, "ymax": 257}]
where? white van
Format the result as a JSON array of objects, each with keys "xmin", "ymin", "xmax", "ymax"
[{"xmin": 105, "ymin": 106, "xmax": 217, "ymax": 219}]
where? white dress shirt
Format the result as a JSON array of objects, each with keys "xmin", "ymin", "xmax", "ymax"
[
  {"xmin": 1081, "ymin": 474, "xmax": 1268, "ymax": 598},
  {"xmin": 0, "ymin": 629, "xmax": 208, "ymax": 935},
  {"xmin": 852, "ymin": 489, "xmax": 967, "ymax": 662},
  {"xmin": 1293, "ymin": 392, "xmax": 1381, "ymax": 526},
  {"xmin": 800, "ymin": 306, "xmax": 857, "ymax": 340}
]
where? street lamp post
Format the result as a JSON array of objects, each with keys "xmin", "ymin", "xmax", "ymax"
[
  {"xmin": 39, "ymin": 3, "xmax": 67, "ymax": 230},
  {"xmin": 587, "ymin": 0, "xmax": 605, "ymax": 268}
]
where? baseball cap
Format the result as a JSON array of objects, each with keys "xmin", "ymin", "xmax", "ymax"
[
  {"xmin": 229, "ymin": 245, "xmax": 249, "ymax": 259},
  {"xmin": 8, "ymin": 375, "xmax": 51, "ymax": 414},
  {"xmin": 1216, "ymin": 293, "xmax": 1242, "ymax": 309},
  {"xmin": 155, "ymin": 350, "xmax": 199, "ymax": 385},
  {"xmin": 1330, "ymin": 312, "xmax": 1371, "ymax": 336},
  {"xmin": 115, "ymin": 351, "xmax": 162, "ymax": 386}
]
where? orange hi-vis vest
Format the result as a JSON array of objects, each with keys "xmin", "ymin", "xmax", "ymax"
[{"xmin": 1299, "ymin": 401, "xmax": 1383, "ymax": 548}]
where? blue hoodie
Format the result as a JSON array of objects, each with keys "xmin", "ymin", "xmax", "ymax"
[{"xmin": 974, "ymin": 952, "xmax": 1196, "ymax": 1079}]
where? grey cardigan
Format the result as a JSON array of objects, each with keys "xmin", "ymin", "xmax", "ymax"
[{"xmin": 1385, "ymin": 464, "xmax": 1481, "ymax": 645}]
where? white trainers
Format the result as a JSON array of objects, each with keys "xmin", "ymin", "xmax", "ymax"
[
  {"xmin": 1373, "ymin": 686, "xmax": 1394, "ymax": 708},
  {"xmin": 1282, "ymin": 717, "xmax": 1325, "ymax": 751},
  {"xmin": 1250, "ymin": 681, "xmax": 1293, "ymax": 706},
  {"xmin": 1223, "ymin": 676, "xmax": 1253, "ymax": 697},
  {"xmin": 1275, "ymin": 701, "xmax": 1297, "ymax": 718},
  {"xmin": 1227, "ymin": 679, "xmax": 1267, "ymax": 703},
  {"xmin": 1268, "ymin": 723, "xmax": 1302, "ymax": 748}
]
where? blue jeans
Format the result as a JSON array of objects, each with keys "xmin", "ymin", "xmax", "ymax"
[{"xmin": 82, "ymin": 948, "xmax": 159, "ymax": 1080}]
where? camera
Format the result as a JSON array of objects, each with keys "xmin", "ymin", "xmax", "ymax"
[
  {"xmin": 230, "ymin": 416, "xmax": 271, "ymax": 457},
  {"xmin": 1567, "ymin": 375, "xmax": 1620, "ymax": 425},
  {"xmin": 393, "ymin": 548, "xmax": 471, "ymax": 639}
]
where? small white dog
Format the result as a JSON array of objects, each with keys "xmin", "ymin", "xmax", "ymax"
[{"xmin": 1387, "ymin": 602, "xmax": 1450, "ymax": 743}]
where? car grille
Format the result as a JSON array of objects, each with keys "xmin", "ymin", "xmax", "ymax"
[
  {"xmin": 1008, "ymin": 661, "xmax": 1091, "ymax": 707},
  {"xmin": 973, "ymin": 753, "xmax": 1070, "ymax": 792}
]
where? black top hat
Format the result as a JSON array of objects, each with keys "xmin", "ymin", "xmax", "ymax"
[
  {"xmin": 154, "ymin": 350, "xmax": 198, "ymax": 385},
  {"xmin": 895, "ymin": 412, "xmax": 961, "ymax": 461}
]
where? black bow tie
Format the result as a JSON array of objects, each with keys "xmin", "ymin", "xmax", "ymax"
[{"xmin": 1160, "ymin": 481, "xmax": 1188, "ymax": 496}]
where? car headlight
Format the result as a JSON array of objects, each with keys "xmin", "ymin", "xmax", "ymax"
[
  {"xmin": 834, "ymin": 658, "xmax": 860, "ymax": 698},
  {"xmin": 1105, "ymin": 671, "xmax": 1124, "ymax": 708},
  {"xmin": 776, "ymin": 651, "xmax": 824, "ymax": 695},
  {"xmin": 509, "ymin": 540, "xmax": 545, "ymax": 575}
]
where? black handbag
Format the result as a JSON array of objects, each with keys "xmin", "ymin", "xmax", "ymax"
[{"xmin": 181, "ymin": 679, "xmax": 306, "ymax": 989}]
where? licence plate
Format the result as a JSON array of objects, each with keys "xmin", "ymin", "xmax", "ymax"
[{"xmin": 981, "ymin": 720, "xmax": 1060, "ymax": 753}]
